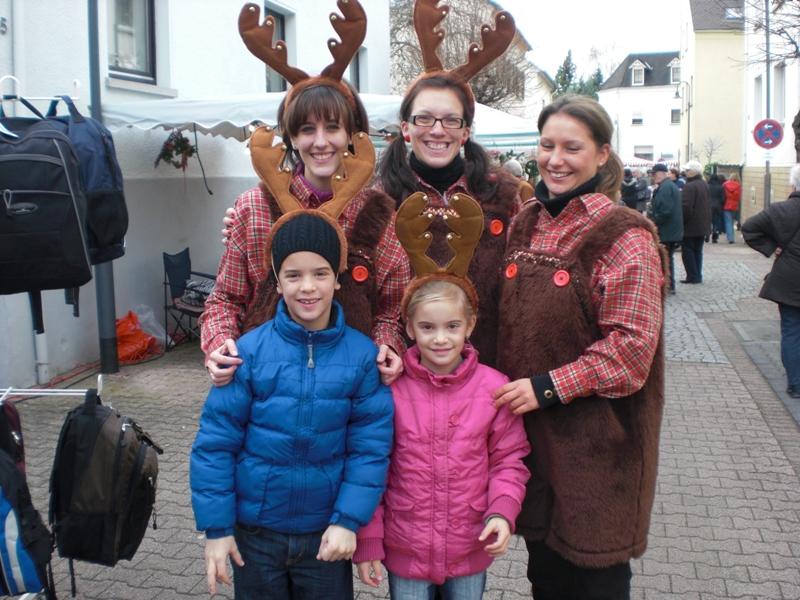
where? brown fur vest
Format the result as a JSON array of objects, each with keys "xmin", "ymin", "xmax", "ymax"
[
  {"xmin": 242, "ymin": 188, "xmax": 395, "ymax": 336},
  {"xmin": 497, "ymin": 203, "xmax": 667, "ymax": 568},
  {"xmin": 425, "ymin": 168, "xmax": 518, "ymax": 367}
]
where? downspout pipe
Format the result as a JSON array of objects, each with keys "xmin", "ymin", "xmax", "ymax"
[{"xmin": 88, "ymin": 0, "xmax": 119, "ymax": 373}]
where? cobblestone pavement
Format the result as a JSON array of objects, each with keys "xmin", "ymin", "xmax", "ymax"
[{"xmin": 11, "ymin": 239, "xmax": 800, "ymax": 599}]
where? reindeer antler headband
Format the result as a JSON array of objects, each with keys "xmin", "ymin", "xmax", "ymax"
[
  {"xmin": 249, "ymin": 125, "xmax": 376, "ymax": 274},
  {"xmin": 410, "ymin": 0, "xmax": 516, "ymax": 111},
  {"xmin": 238, "ymin": 0, "xmax": 366, "ymax": 114},
  {"xmin": 396, "ymin": 191, "xmax": 484, "ymax": 317}
]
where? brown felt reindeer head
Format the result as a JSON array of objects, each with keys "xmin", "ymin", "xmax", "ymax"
[
  {"xmin": 409, "ymin": 0, "xmax": 516, "ymax": 111},
  {"xmin": 396, "ymin": 190, "xmax": 484, "ymax": 317},
  {"xmin": 250, "ymin": 125, "xmax": 376, "ymax": 274},
  {"xmin": 238, "ymin": 1, "xmax": 366, "ymax": 114}
]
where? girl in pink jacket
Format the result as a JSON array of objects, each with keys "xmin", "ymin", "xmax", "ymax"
[{"xmin": 354, "ymin": 277, "xmax": 530, "ymax": 599}]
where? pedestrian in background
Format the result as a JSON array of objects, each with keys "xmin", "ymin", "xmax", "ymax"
[
  {"xmin": 723, "ymin": 173, "xmax": 742, "ymax": 243},
  {"xmin": 635, "ymin": 168, "xmax": 651, "ymax": 213},
  {"xmin": 680, "ymin": 160, "xmax": 711, "ymax": 284},
  {"xmin": 648, "ymin": 163, "xmax": 683, "ymax": 293},
  {"xmin": 669, "ymin": 167, "xmax": 685, "ymax": 190},
  {"xmin": 621, "ymin": 167, "xmax": 639, "ymax": 210},
  {"xmin": 742, "ymin": 164, "xmax": 800, "ymax": 399},
  {"xmin": 707, "ymin": 173, "xmax": 725, "ymax": 243}
]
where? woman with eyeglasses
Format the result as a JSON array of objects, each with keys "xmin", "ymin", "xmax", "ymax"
[{"xmin": 378, "ymin": 74, "xmax": 520, "ymax": 368}]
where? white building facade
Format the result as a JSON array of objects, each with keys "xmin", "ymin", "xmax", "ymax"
[
  {"xmin": 598, "ymin": 52, "xmax": 683, "ymax": 166},
  {"xmin": 0, "ymin": 0, "xmax": 391, "ymax": 386}
]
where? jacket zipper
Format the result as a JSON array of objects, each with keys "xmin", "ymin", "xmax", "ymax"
[{"xmin": 307, "ymin": 332, "xmax": 315, "ymax": 369}]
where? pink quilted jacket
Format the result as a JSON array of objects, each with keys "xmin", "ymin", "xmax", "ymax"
[{"xmin": 354, "ymin": 345, "xmax": 530, "ymax": 584}]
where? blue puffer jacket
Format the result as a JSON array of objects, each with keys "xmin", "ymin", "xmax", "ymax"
[{"xmin": 190, "ymin": 299, "xmax": 393, "ymax": 538}]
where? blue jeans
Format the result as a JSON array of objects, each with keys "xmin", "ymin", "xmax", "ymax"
[
  {"xmin": 724, "ymin": 210, "xmax": 736, "ymax": 242},
  {"xmin": 681, "ymin": 236, "xmax": 704, "ymax": 283},
  {"xmin": 232, "ymin": 524, "xmax": 353, "ymax": 600},
  {"xmin": 388, "ymin": 571, "xmax": 486, "ymax": 600},
  {"xmin": 779, "ymin": 303, "xmax": 800, "ymax": 388}
]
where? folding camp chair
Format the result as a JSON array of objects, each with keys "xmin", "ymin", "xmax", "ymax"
[{"xmin": 162, "ymin": 248, "xmax": 215, "ymax": 349}]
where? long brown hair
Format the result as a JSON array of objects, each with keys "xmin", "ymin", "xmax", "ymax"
[
  {"xmin": 537, "ymin": 95, "xmax": 623, "ymax": 198},
  {"xmin": 379, "ymin": 74, "xmax": 496, "ymax": 205}
]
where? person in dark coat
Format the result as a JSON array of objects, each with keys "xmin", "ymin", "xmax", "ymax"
[
  {"xmin": 634, "ymin": 168, "xmax": 651, "ymax": 213},
  {"xmin": 707, "ymin": 174, "xmax": 725, "ymax": 243},
  {"xmin": 680, "ymin": 160, "xmax": 711, "ymax": 284},
  {"xmin": 621, "ymin": 168, "xmax": 639, "ymax": 209},
  {"xmin": 648, "ymin": 163, "xmax": 683, "ymax": 293},
  {"xmin": 742, "ymin": 164, "xmax": 800, "ymax": 399}
]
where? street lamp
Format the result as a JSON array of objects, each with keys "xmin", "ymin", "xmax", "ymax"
[{"xmin": 674, "ymin": 79, "xmax": 692, "ymax": 162}]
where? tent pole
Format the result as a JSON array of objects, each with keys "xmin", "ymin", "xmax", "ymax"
[{"xmin": 88, "ymin": 0, "xmax": 119, "ymax": 374}]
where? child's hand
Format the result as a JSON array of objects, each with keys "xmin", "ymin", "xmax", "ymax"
[
  {"xmin": 204, "ymin": 535, "xmax": 244, "ymax": 595},
  {"xmin": 356, "ymin": 560, "xmax": 384, "ymax": 587},
  {"xmin": 479, "ymin": 516, "xmax": 511, "ymax": 557},
  {"xmin": 376, "ymin": 344, "xmax": 403, "ymax": 386},
  {"xmin": 317, "ymin": 524, "xmax": 356, "ymax": 561}
]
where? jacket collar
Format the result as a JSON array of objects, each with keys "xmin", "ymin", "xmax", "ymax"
[
  {"xmin": 402, "ymin": 344, "xmax": 479, "ymax": 389},
  {"xmin": 274, "ymin": 298, "xmax": 345, "ymax": 346}
]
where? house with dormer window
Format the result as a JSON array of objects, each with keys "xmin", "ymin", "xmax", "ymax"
[{"xmin": 597, "ymin": 51, "xmax": 682, "ymax": 165}]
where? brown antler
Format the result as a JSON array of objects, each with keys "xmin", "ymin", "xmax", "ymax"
[
  {"xmin": 248, "ymin": 126, "xmax": 303, "ymax": 215},
  {"xmin": 320, "ymin": 0, "xmax": 367, "ymax": 81},
  {"xmin": 443, "ymin": 193, "xmax": 483, "ymax": 277},
  {"xmin": 319, "ymin": 132, "xmax": 375, "ymax": 220},
  {"xmin": 413, "ymin": 0, "xmax": 449, "ymax": 72},
  {"xmin": 395, "ymin": 192, "xmax": 441, "ymax": 276},
  {"xmin": 451, "ymin": 11, "xmax": 516, "ymax": 83},
  {"xmin": 239, "ymin": 3, "xmax": 309, "ymax": 85}
]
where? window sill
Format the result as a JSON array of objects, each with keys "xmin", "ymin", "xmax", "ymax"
[{"xmin": 106, "ymin": 77, "xmax": 178, "ymax": 98}]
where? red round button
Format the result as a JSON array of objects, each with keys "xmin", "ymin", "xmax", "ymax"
[
  {"xmin": 489, "ymin": 219, "xmax": 504, "ymax": 236},
  {"xmin": 505, "ymin": 263, "xmax": 518, "ymax": 279},
  {"xmin": 351, "ymin": 265, "xmax": 369, "ymax": 283},
  {"xmin": 553, "ymin": 269, "xmax": 570, "ymax": 287}
]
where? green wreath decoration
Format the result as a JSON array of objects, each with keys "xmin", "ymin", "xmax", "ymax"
[{"xmin": 155, "ymin": 130, "xmax": 197, "ymax": 171}]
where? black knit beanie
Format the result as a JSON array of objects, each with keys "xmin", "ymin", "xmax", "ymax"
[{"xmin": 270, "ymin": 212, "xmax": 342, "ymax": 274}]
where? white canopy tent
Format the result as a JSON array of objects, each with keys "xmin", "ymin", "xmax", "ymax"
[{"xmin": 103, "ymin": 93, "xmax": 538, "ymax": 151}]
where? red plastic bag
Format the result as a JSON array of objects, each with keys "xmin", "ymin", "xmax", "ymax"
[{"xmin": 116, "ymin": 311, "xmax": 159, "ymax": 363}]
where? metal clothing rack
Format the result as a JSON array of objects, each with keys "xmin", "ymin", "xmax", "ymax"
[{"xmin": 0, "ymin": 375, "xmax": 103, "ymax": 403}]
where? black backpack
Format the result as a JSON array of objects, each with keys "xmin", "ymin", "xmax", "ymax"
[
  {"xmin": 0, "ymin": 99, "xmax": 92, "ymax": 295},
  {"xmin": 49, "ymin": 390, "xmax": 163, "ymax": 572}
]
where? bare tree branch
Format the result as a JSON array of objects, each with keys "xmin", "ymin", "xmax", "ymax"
[{"xmin": 389, "ymin": 0, "xmax": 533, "ymax": 111}]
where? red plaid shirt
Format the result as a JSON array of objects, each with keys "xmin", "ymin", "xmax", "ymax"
[
  {"xmin": 200, "ymin": 175, "xmax": 411, "ymax": 356},
  {"xmin": 521, "ymin": 193, "xmax": 664, "ymax": 403}
]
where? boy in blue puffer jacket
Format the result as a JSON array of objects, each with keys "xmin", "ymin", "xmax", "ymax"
[{"xmin": 190, "ymin": 212, "xmax": 393, "ymax": 600}]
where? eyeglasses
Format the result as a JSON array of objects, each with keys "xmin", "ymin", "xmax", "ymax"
[{"xmin": 410, "ymin": 115, "xmax": 466, "ymax": 129}]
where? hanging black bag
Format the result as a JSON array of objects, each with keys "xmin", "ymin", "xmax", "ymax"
[
  {"xmin": 49, "ymin": 389, "xmax": 163, "ymax": 572},
  {"xmin": 0, "ymin": 98, "xmax": 91, "ymax": 295}
]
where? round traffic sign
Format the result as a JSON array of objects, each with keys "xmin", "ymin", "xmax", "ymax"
[{"xmin": 753, "ymin": 119, "xmax": 784, "ymax": 149}]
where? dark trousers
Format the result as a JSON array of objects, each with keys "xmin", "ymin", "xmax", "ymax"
[
  {"xmin": 779, "ymin": 303, "xmax": 800, "ymax": 388},
  {"xmin": 526, "ymin": 540, "xmax": 632, "ymax": 600},
  {"xmin": 232, "ymin": 524, "xmax": 353, "ymax": 600},
  {"xmin": 681, "ymin": 236, "xmax": 704, "ymax": 283},
  {"xmin": 662, "ymin": 241, "xmax": 679, "ymax": 290}
]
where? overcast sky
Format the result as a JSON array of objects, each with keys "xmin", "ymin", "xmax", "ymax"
[{"xmin": 498, "ymin": 0, "xmax": 686, "ymax": 79}]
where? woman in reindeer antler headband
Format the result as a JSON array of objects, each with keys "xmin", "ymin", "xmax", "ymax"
[
  {"xmin": 201, "ymin": 1, "xmax": 411, "ymax": 387},
  {"xmin": 377, "ymin": 0, "xmax": 521, "ymax": 369}
]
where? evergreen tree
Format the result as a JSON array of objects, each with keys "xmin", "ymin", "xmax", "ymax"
[{"xmin": 553, "ymin": 50, "xmax": 576, "ymax": 98}]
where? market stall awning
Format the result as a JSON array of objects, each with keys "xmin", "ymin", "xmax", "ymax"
[{"xmin": 103, "ymin": 92, "xmax": 538, "ymax": 150}]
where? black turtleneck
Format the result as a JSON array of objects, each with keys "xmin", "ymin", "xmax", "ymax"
[
  {"xmin": 409, "ymin": 152, "xmax": 465, "ymax": 194},
  {"xmin": 535, "ymin": 175, "xmax": 601, "ymax": 218}
]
